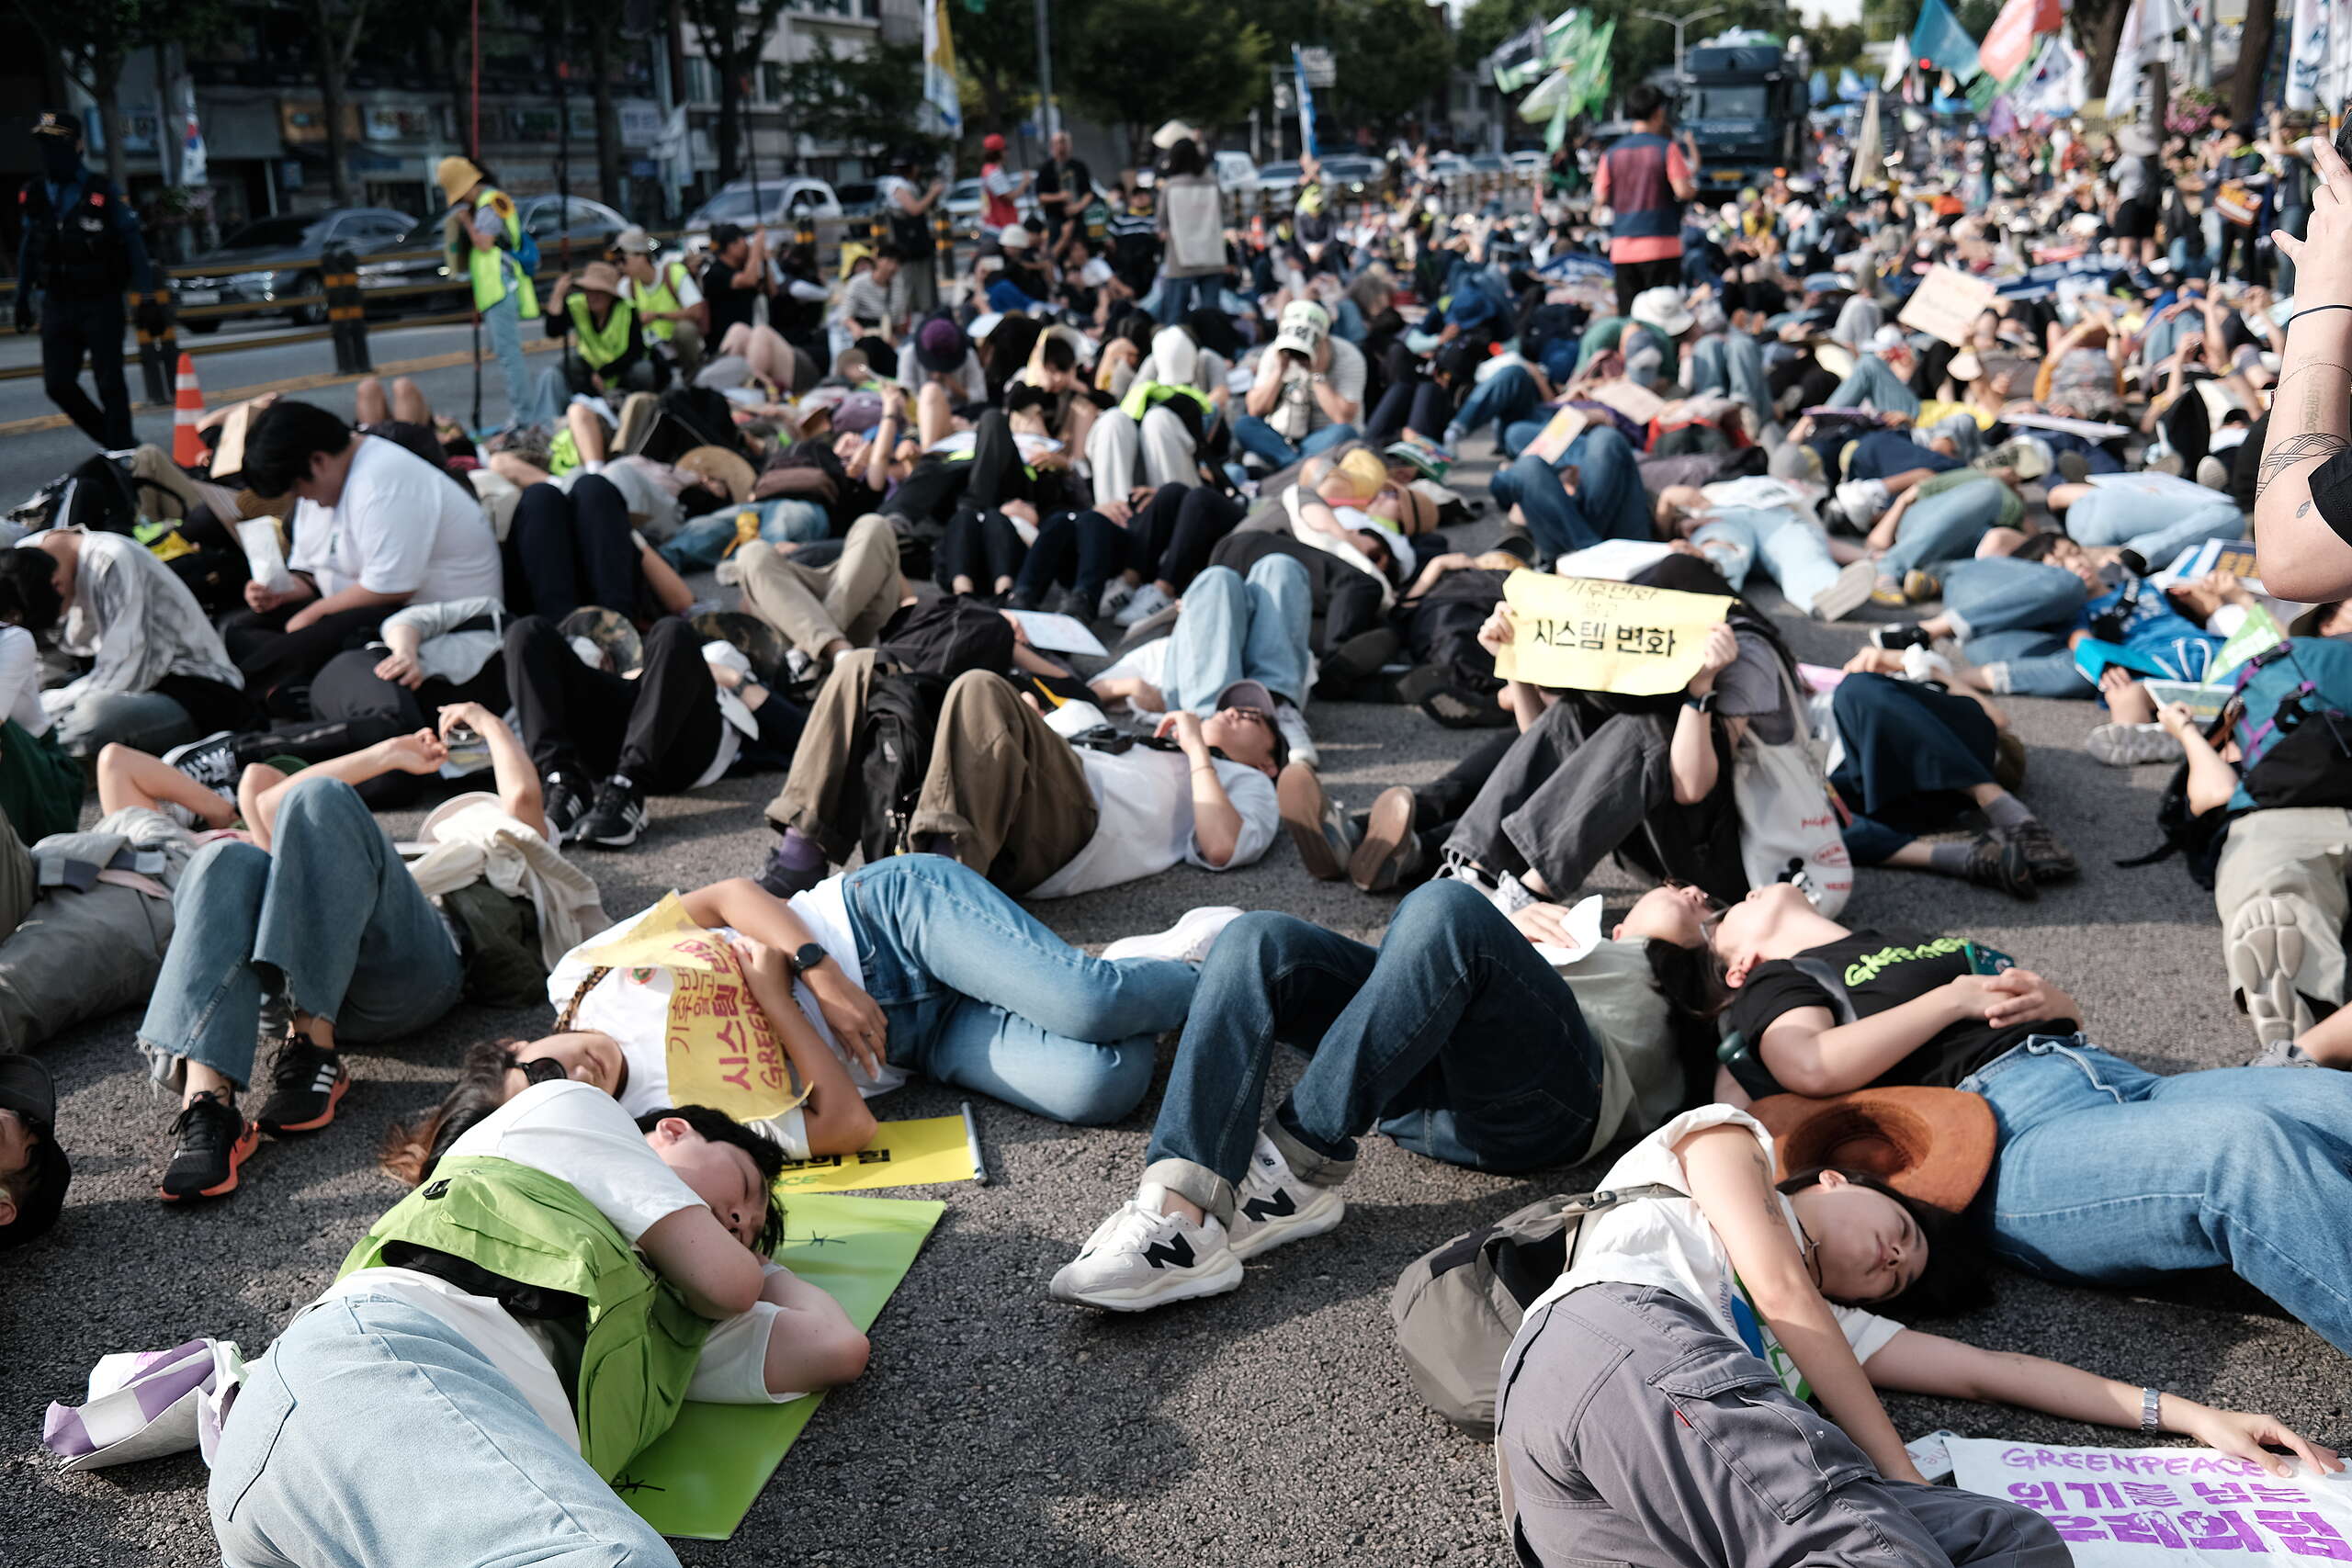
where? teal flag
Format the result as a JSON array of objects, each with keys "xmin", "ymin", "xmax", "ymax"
[{"xmin": 1910, "ymin": 0, "xmax": 1984, "ymax": 83}]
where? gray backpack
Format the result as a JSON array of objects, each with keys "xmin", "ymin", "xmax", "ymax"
[{"xmin": 1389, "ymin": 1183, "xmax": 1678, "ymax": 1439}]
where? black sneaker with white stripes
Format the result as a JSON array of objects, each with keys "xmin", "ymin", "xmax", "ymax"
[
  {"xmin": 164, "ymin": 731, "xmax": 240, "ymax": 794},
  {"xmin": 577, "ymin": 774, "xmax": 649, "ymax": 849},
  {"xmin": 255, "ymin": 1038, "xmax": 349, "ymax": 1135},
  {"xmin": 541, "ymin": 773, "xmax": 589, "ymax": 844}
]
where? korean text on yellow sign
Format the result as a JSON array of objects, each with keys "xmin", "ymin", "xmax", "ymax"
[{"xmin": 1493, "ymin": 570, "xmax": 1732, "ymax": 696}]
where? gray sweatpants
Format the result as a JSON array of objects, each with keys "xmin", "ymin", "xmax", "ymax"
[{"xmin": 1496, "ymin": 1284, "xmax": 2069, "ymax": 1568}]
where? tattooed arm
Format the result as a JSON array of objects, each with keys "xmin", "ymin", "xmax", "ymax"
[{"xmin": 2256, "ymin": 135, "xmax": 2352, "ymax": 601}]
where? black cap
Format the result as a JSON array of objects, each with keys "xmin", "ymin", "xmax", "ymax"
[
  {"xmin": 0, "ymin": 1055, "xmax": 69, "ymax": 1251},
  {"xmin": 30, "ymin": 110, "xmax": 81, "ymax": 141}
]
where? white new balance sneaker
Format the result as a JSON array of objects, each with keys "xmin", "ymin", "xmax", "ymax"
[
  {"xmin": 1048, "ymin": 1187, "xmax": 1244, "ymax": 1311},
  {"xmin": 1102, "ymin": 906, "xmax": 1245, "ymax": 965},
  {"xmin": 1226, "ymin": 1134, "xmax": 1346, "ymax": 1261}
]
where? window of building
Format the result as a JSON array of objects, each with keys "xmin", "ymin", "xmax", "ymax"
[{"xmin": 761, "ymin": 61, "xmax": 787, "ymax": 101}]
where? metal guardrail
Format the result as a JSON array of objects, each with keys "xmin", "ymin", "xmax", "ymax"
[{"xmin": 0, "ymin": 170, "xmax": 1547, "ymax": 394}]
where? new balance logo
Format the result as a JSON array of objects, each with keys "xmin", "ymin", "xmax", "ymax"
[
  {"xmin": 1241, "ymin": 1189, "xmax": 1297, "ymax": 1224},
  {"xmin": 1141, "ymin": 1235, "xmax": 1195, "ymax": 1270}
]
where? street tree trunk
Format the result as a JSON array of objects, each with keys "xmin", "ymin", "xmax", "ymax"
[
  {"xmin": 93, "ymin": 75, "xmax": 129, "ymax": 194},
  {"xmin": 314, "ymin": 0, "xmax": 368, "ymax": 205},
  {"xmin": 717, "ymin": 37, "xmax": 742, "ymax": 186},
  {"xmin": 2233, "ymin": 0, "xmax": 2277, "ymax": 121}
]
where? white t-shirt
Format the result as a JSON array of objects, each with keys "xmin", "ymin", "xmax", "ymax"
[
  {"xmin": 1023, "ymin": 700, "xmax": 1280, "ymax": 899},
  {"xmin": 1538, "ymin": 1106, "xmax": 1904, "ymax": 1400},
  {"xmin": 545, "ymin": 879, "xmax": 902, "ymax": 1160},
  {"xmin": 288, "ymin": 434, "xmax": 505, "ymax": 604},
  {"xmin": 0, "ymin": 624, "xmax": 52, "ymax": 736}
]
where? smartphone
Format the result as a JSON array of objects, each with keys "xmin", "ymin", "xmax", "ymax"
[{"xmin": 1964, "ymin": 942, "xmax": 2017, "ymax": 976}]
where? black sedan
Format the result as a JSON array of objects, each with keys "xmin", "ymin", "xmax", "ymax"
[{"xmin": 173, "ymin": 208, "xmax": 416, "ymax": 331}]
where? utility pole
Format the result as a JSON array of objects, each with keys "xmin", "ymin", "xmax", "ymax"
[
  {"xmin": 1035, "ymin": 0, "xmax": 1055, "ymax": 140},
  {"xmin": 1636, "ymin": 3, "xmax": 1726, "ymax": 79}
]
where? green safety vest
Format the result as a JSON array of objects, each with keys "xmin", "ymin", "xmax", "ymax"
[
  {"xmin": 463, "ymin": 188, "xmax": 540, "ymax": 320},
  {"xmin": 1119, "ymin": 378, "xmax": 1212, "ymax": 425},
  {"xmin": 634, "ymin": 259, "xmax": 690, "ymax": 342},
  {"xmin": 565, "ymin": 291, "xmax": 638, "ymax": 371},
  {"xmin": 337, "ymin": 1155, "xmax": 711, "ymax": 1481}
]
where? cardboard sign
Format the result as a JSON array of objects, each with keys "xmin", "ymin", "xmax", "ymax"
[
  {"xmin": 1898, "ymin": 265, "xmax": 2000, "ymax": 346},
  {"xmin": 1494, "ymin": 570, "xmax": 1733, "ymax": 695},
  {"xmin": 1951, "ymin": 1438, "xmax": 2352, "ymax": 1565},
  {"xmin": 1522, "ymin": 403, "xmax": 1590, "ymax": 465}
]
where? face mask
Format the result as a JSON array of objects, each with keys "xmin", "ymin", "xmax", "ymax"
[{"xmin": 39, "ymin": 141, "xmax": 79, "ymax": 183}]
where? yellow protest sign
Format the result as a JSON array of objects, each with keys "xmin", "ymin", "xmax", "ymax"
[
  {"xmin": 577, "ymin": 893, "xmax": 803, "ymax": 1123},
  {"xmin": 1494, "ymin": 569, "xmax": 1732, "ymax": 695},
  {"xmin": 772, "ymin": 1116, "xmax": 978, "ymax": 1193}
]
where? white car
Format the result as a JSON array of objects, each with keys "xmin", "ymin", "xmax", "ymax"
[
  {"xmin": 1213, "ymin": 150, "xmax": 1261, "ymax": 195},
  {"xmin": 682, "ymin": 177, "xmax": 842, "ymax": 247}
]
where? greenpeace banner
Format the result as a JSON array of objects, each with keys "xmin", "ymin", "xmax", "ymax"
[
  {"xmin": 1951, "ymin": 1438, "xmax": 2352, "ymax": 1565},
  {"xmin": 1978, "ymin": 0, "xmax": 2061, "ymax": 84},
  {"xmin": 1493, "ymin": 570, "xmax": 1732, "ymax": 695}
]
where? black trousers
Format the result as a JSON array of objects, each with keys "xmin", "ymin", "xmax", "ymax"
[
  {"xmin": 41, "ymin": 294, "xmax": 133, "ymax": 449},
  {"xmin": 1365, "ymin": 379, "xmax": 1453, "ymax": 446},
  {"xmin": 220, "ymin": 603, "xmax": 391, "ymax": 716},
  {"xmin": 504, "ymin": 475, "xmax": 646, "ymax": 621},
  {"xmin": 888, "ymin": 409, "xmax": 1033, "ymax": 525},
  {"xmin": 1128, "ymin": 484, "xmax": 1243, "ymax": 592},
  {"xmin": 1015, "ymin": 509, "xmax": 1125, "ymax": 602},
  {"xmin": 503, "ymin": 614, "xmax": 720, "ymax": 791},
  {"xmin": 1612, "ymin": 255, "xmax": 1683, "ymax": 321},
  {"xmin": 935, "ymin": 507, "xmax": 1027, "ymax": 591}
]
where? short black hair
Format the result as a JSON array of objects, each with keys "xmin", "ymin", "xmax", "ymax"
[
  {"xmin": 874, "ymin": 243, "xmax": 905, "ymax": 265},
  {"xmin": 1778, "ymin": 1166, "xmax": 1993, "ymax": 1320},
  {"xmin": 243, "ymin": 400, "xmax": 354, "ymax": 498},
  {"xmin": 1038, "ymin": 333, "xmax": 1077, "ymax": 372},
  {"xmin": 2011, "ymin": 530, "xmax": 2066, "ymax": 562},
  {"xmin": 0, "ymin": 548, "xmax": 63, "ymax": 635},
  {"xmin": 637, "ymin": 1105, "xmax": 787, "ymax": 1255},
  {"xmin": 1625, "ymin": 84, "xmax": 1668, "ymax": 123},
  {"xmin": 708, "ymin": 222, "xmax": 746, "ymax": 252},
  {"xmin": 0, "ymin": 1117, "xmax": 69, "ymax": 1251}
]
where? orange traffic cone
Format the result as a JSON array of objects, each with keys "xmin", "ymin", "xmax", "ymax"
[{"xmin": 172, "ymin": 352, "xmax": 205, "ymax": 466}]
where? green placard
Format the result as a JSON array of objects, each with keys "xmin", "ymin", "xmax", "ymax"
[{"xmin": 616, "ymin": 1192, "xmax": 946, "ymax": 1540}]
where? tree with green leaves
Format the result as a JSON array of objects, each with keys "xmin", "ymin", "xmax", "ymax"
[
  {"xmin": 1062, "ymin": 0, "xmax": 1270, "ymax": 164},
  {"xmin": 1453, "ymin": 0, "xmax": 1548, "ymax": 73},
  {"xmin": 1330, "ymin": 0, "xmax": 1452, "ymax": 131},
  {"xmin": 780, "ymin": 39, "xmax": 949, "ymax": 168},
  {"xmin": 14, "ymin": 0, "xmax": 229, "ymax": 191},
  {"xmin": 680, "ymin": 0, "xmax": 791, "ymax": 187},
  {"xmin": 949, "ymin": 0, "xmax": 1041, "ymax": 139}
]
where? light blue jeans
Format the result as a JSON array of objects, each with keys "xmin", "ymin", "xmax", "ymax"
[
  {"xmin": 49, "ymin": 689, "xmax": 198, "ymax": 758},
  {"xmin": 1230, "ymin": 416, "xmax": 1359, "ymax": 469},
  {"xmin": 1940, "ymin": 556, "xmax": 2086, "ymax": 639},
  {"xmin": 1449, "ymin": 364, "xmax": 1545, "ymax": 450},
  {"xmin": 1163, "ymin": 555, "xmax": 1311, "ymax": 713},
  {"xmin": 135, "ymin": 778, "xmax": 465, "ymax": 1089},
  {"xmin": 659, "ymin": 499, "xmax": 831, "ymax": 570},
  {"xmin": 1826, "ymin": 355, "xmax": 1921, "ymax": 419},
  {"xmin": 481, "ymin": 292, "xmax": 540, "ymax": 430},
  {"xmin": 1880, "ymin": 477, "xmax": 2008, "ymax": 579},
  {"xmin": 1687, "ymin": 331, "xmax": 1770, "ymax": 430},
  {"xmin": 1690, "ymin": 506, "xmax": 1840, "ymax": 610},
  {"xmin": 1966, "ymin": 629, "xmax": 2093, "ymax": 697},
  {"xmin": 1960, "ymin": 1035, "xmax": 2352, "ymax": 1355},
  {"xmin": 211, "ymin": 1293, "xmax": 679, "ymax": 1567},
  {"xmin": 2063, "ymin": 486, "xmax": 2247, "ymax": 569},
  {"xmin": 843, "ymin": 855, "xmax": 1196, "ymax": 1125}
]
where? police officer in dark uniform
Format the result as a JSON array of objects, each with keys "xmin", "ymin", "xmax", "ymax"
[{"xmin": 16, "ymin": 111, "xmax": 156, "ymax": 450}]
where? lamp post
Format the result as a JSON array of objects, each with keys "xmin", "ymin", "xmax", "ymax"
[{"xmin": 1636, "ymin": 4, "xmax": 1727, "ymax": 80}]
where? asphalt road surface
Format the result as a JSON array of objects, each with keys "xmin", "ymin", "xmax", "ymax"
[{"xmin": 1, "ymin": 434, "xmax": 2336, "ymax": 1568}]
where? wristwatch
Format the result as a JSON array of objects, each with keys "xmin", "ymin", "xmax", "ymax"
[
  {"xmin": 786, "ymin": 942, "xmax": 828, "ymax": 978},
  {"xmin": 1684, "ymin": 690, "xmax": 1717, "ymax": 715}
]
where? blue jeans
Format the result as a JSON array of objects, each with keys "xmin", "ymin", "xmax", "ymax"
[
  {"xmin": 1687, "ymin": 331, "xmax": 1770, "ymax": 429},
  {"xmin": 1154, "ymin": 272, "xmax": 1209, "ymax": 326},
  {"xmin": 1230, "ymin": 417, "xmax": 1359, "ymax": 469},
  {"xmin": 1449, "ymin": 364, "xmax": 1545, "ymax": 447},
  {"xmin": 1941, "ymin": 556, "xmax": 2086, "ymax": 639},
  {"xmin": 659, "ymin": 499, "xmax": 831, "ymax": 571},
  {"xmin": 1881, "ymin": 477, "xmax": 2008, "ymax": 579},
  {"xmin": 1690, "ymin": 506, "xmax": 1840, "ymax": 610},
  {"xmin": 135, "ymin": 778, "xmax": 465, "ymax": 1089},
  {"xmin": 2064, "ymin": 487, "xmax": 2247, "ymax": 569},
  {"xmin": 1960, "ymin": 1036, "xmax": 2352, "ymax": 1355},
  {"xmin": 844, "ymin": 855, "xmax": 1195, "ymax": 1125},
  {"xmin": 1826, "ymin": 355, "xmax": 1921, "ymax": 419},
  {"xmin": 211, "ymin": 1293, "xmax": 679, "ymax": 1568},
  {"xmin": 1140, "ymin": 879, "xmax": 1604, "ymax": 1222},
  {"xmin": 1490, "ymin": 425, "xmax": 1650, "ymax": 565},
  {"xmin": 481, "ymin": 292, "xmax": 540, "ymax": 429},
  {"xmin": 1164, "ymin": 555, "xmax": 1311, "ymax": 713},
  {"xmin": 1968, "ymin": 629, "xmax": 2093, "ymax": 697}
]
